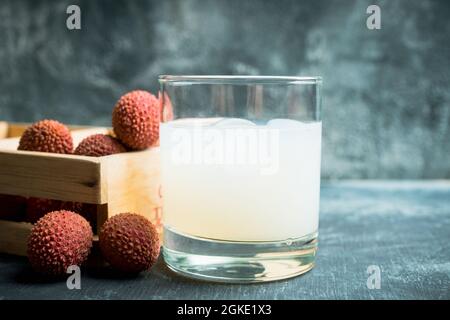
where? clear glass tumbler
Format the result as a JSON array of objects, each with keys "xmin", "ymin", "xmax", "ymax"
[{"xmin": 159, "ymin": 75, "xmax": 322, "ymax": 283}]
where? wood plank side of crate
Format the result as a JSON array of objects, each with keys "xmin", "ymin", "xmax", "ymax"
[
  {"xmin": 6, "ymin": 123, "xmax": 29, "ymax": 138},
  {"xmin": 0, "ymin": 126, "xmax": 111, "ymax": 203},
  {"xmin": 0, "ymin": 137, "xmax": 19, "ymax": 150},
  {"xmin": 101, "ymin": 148, "xmax": 163, "ymax": 231},
  {"xmin": 0, "ymin": 220, "xmax": 32, "ymax": 256},
  {"xmin": 0, "ymin": 150, "xmax": 107, "ymax": 204},
  {"xmin": 0, "ymin": 122, "xmax": 8, "ymax": 139}
]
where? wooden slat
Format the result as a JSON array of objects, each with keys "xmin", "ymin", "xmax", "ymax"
[
  {"xmin": 0, "ymin": 151, "xmax": 106, "ymax": 203},
  {"xmin": 0, "ymin": 126, "xmax": 111, "ymax": 202},
  {"xmin": 6, "ymin": 123, "xmax": 28, "ymax": 138},
  {"xmin": 0, "ymin": 220, "xmax": 32, "ymax": 256},
  {"xmin": 0, "ymin": 137, "xmax": 19, "ymax": 150},
  {"xmin": 101, "ymin": 148, "xmax": 163, "ymax": 231},
  {"xmin": 0, "ymin": 122, "xmax": 8, "ymax": 139}
]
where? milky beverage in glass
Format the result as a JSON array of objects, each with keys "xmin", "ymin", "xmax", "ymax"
[
  {"xmin": 160, "ymin": 118, "xmax": 321, "ymax": 241},
  {"xmin": 159, "ymin": 76, "xmax": 322, "ymax": 283}
]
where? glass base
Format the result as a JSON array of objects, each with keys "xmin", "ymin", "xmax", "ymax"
[{"xmin": 163, "ymin": 227, "xmax": 318, "ymax": 283}]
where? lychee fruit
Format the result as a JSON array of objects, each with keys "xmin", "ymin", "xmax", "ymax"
[
  {"xmin": 112, "ymin": 90, "xmax": 160, "ymax": 150},
  {"xmin": 18, "ymin": 120, "xmax": 73, "ymax": 154},
  {"xmin": 74, "ymin": 134, "xmax": 126, "ymax": 157},
  {"xmin": 99, "ymin": 213, "xmax": 160, "ymax": 273},
  {"xmin": 0, "ymin": 194, "xmax": 26, "ymax": 221},
  {"xmin": 27, "ymin": 210, "xmax": 93, "ymax": 276},
  {"xmin": 61, "ymin": 201, "xmax": 97, "ymax": 230}
]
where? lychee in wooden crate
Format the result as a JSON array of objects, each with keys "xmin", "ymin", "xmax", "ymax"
[{"xmin": 0, "ymin": 121, "xmax": 162, "ymax": 257}]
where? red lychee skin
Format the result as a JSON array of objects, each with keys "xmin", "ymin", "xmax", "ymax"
[
  {"xmin": 27, "ymin": 210, "xmax": 93, "ymax": 276},
  {"xmin": 0, "ymin": 194, "xmax": 26, "ymax": 221},
  {"xmin": 99, "ymin": 213, "xmax": 160, "ymax": 273},
  {"xmin": 26, "ymin": 198, "xmax": 97, "ymax": 228},
  {"xmin": 74, "ymin": 134, "xmax": 127, "ymax": 157},
  {"xmin": 112, "ymin": 90, "xmax": 160, "ymax": 150},
  {"xmin": 18, "ymin": 120, "xmax": 73, "ymax": 154},
  {"xmin": 63, "ymin": 201, "xmax": 97, "ymax": 230},
  {"xmin": 158, "ymin": 91, "xmax": 174, "ymax": 122}
]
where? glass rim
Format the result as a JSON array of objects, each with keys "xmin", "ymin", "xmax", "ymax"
[{"xmin": 158, "ymin": 75, "xmax": 322, "ymax": 85}]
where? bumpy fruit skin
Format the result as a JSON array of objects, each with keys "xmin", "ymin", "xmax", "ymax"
[
  {"xmin": 27, "ymin": 210, "xmax": 93, "ymax": 276},
  {"xmin": 18, "ymin": 120, "xmax": 73, "ymax": 154},
  {"xmin": 112, "ymin": 90, "xmax": 160, "ymax": 150},
  {"xmin": 99, "ymin": 213, "xmax": 160, "ymax": 273},
  {"xmin": 0, "ymin": 194, "xmax": 26, "ymax": 221},
  {"xmin": 74, "ymin": 134, "xmax": 126, "ymax": 157}
]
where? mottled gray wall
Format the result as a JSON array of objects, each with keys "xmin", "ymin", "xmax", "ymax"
[{"xmin": 0, "ymin": 0, "xmax": 449, "ymax": 179}]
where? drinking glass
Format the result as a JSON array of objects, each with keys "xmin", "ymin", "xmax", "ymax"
[{"xmin": 159, "ymin": 75, "xmax": 322, "ymax": 283}]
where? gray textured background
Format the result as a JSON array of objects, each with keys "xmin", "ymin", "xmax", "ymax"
[{"xmin": 0, "ymin": 0, "xmax": 449, "ymax": 179}]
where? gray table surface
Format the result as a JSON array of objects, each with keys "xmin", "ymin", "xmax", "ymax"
[{"xmin": 0, "ymin": 181, "xmax": 449, "ymax": 300}]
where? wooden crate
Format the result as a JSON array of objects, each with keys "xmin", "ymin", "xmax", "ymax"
[{"xmin": 0, "ymin": 122, "xmax": 162, "ymax": 257}]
